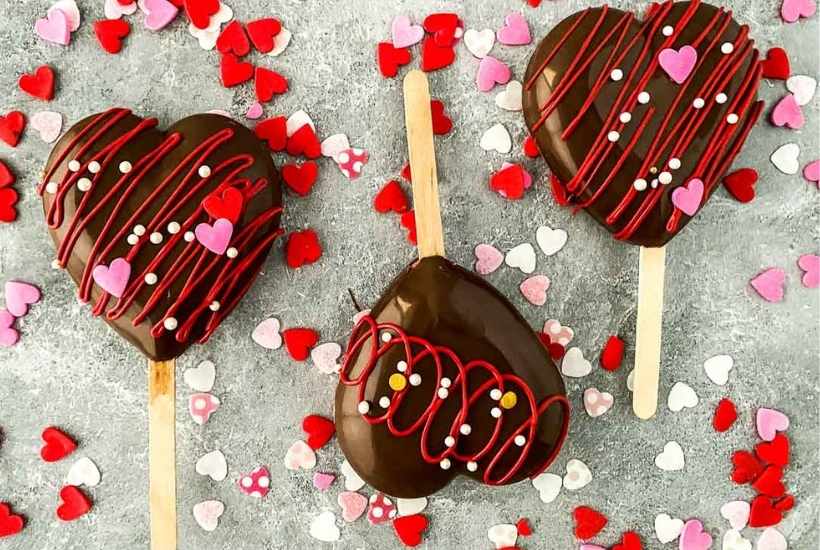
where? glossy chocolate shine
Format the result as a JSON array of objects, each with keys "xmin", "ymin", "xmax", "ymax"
[
  {"xmin": 336, "ymin": 256, "xmax": 568, "ymax": 498},
  {"xmin": 41, "ymin": 109, "xmax": 282, "ymax": 361},
  {"xmin": 523, "ymin": 0, "xmax": 763, "ymax": 247}
]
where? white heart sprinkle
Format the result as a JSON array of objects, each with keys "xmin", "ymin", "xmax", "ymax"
[
  {"xmin": 668, "ymin": 382, "xmax": 699, "ymax": 412},
  {"xmin": 480, "ymin": 123, "xmax": 513, "ymax": 154},
  {"xmin": 321, "ymin": 134, "xmax": 350, "ymax": 161},
  {"xmin": 536, "ymin": 225, "xmax": 568, "ymax": 256},
  {"xmin": 341, "ymin": 459, "xmax": 366, "ymax": 491},
  {"xmin": 310, "ymin": 342, "xmax": 342, "ymax": 375},
  {"xmin": 396, "ymin": 497, "xmax": 427, "ymax": 517},
  {"xmin": 770, "ymin": 143, "xmax": 801, "ymax": 175},
  {"xmin": 495, "ymin": 81, "xmax": 523, "ymax": 111},
  {"xmin": 252, "ymin": 317, "xmax": 282, "ymax": 350},
  {"xmin": 192, "ymin": 500, "xmax": 224, "ymax": 532},
  {"xmin": 561, "ymin": 347, "xmax": 592, "ymax": 378},
  {"xmin": 266, "ymin": 27, "xmax": 292, "ymax": 57},
  {"xmin": 756, "ymin": 527, "xmax": 787, "ymax": 550},
  {"xmin": 583, "ymin": 387, "xmax": 614, "ymax": 417},
  {"xmin": 720, "ymin": 500, "xmax": 751, "ymax": 531},
  {"xmin": 655, "ymin": 441, "xmax": 685, "ymax": 471},
  {"xmin": 66, "ymin": 457, "xmax": 101, "ymax": 488},
  {"xmin": 704, "ymin": 354, "xmax": 734, "ymax": 385},
  {"xmin": 505, "ymin": 242, "xmax": 536, "ymax": 274},
  {"xmin": 654, "ymin": 513, "xmax": 684, "ymax": 544},
  {"xmin": 563, "ymin": 458, "xmax": 592, "ymax": 490},
  {"xmin": 531, "ymin": 472, "xmax": 562, "ymax": 503},
  {"xmin": 284, "ymin": 440, "xmax": 316, "ymax": 471},
  {"xmin": 786, "ymin": 74, "xmax": 817, "ymax": 106},
  {"xmin": 30, "ymin": 111, "xmax": 62, "ymax": 143},
  {"xmin": 487, "ymin": 523, "xmax": 518, "ymax": 549},
  {"xmin": 184, "ymin": 360, "xmax": 216, "ymax": 392},
  {"xmin": 464, "ymin": 28, "xmax": 495, "ymax": 58},
  {"xmin": 723, "ymin": 529, "xmax": 753, "ymax": 550},
  {"xmin": 309, "ymin": 511, "xmax": 341, "ymax": 542},
  {"xmin": 195, "ymin": 450, "xmax": 228, "ymax": 482}
]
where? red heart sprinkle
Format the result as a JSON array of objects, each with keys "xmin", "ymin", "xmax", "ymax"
[
  {"xmin": 600, "ymin": 335, "xmax": 625, "ymax": 371},
  {"xmin": 302, "ymin": 415, "xmax": 335, "ymax": 450},
  {"xmin": 723, "ymin": 168, "xmax": 758, "ymax": 203},
  {"xmin": 377, "ymin": 42, "xmax": 412, "ymax": 78},
  {"xmin": 755, "ymin": 434, "xmax": 789, "ymax": 467},
  {"xmin": 527, "ymin": 0, "xmax": 543, "ymax": 6},
  {"xmin": 712, "ymin": 398, "xmax": 738, "ymax": 432},
  {"xmin": 0, "ymin": 160, "xmax": 15, "ymax": 188},
  {"xmin": 423, "ymin": 13, "xmax": 461, "ymax": 47},
  {"xmin": 548, "ymin": 342, "xmax": 566, "ymax": 360},
  {"xmin": 731, "ymin": 449, "xmax": 764, "ymax": 484},
  {"xmin": 56, "ymin": 486, "xmax": 92, "ymax": 522},
  {"xmin": 401, "ymin": 163, "xmax": 412, "ymax": 182},
  {"xmin": 421, "ymin": 37, "xmax": 455, "ymax": 72},
  {"xmin": 246, "ymin": 18, "xmax": 282, "ymax": 54},
  {"xmin": 774, "ymin": 494, "xmax": 795, "ymax": 512},
  {"xmin": 282, "ymin": 327, "xmax": 319, "ymax": 361},
  {"xmin": 255, "ymin": 67, "xmax": 288, "ymax": 103},
  {"xmin": 168, "ymin": 0, "xmax": 183, "ymax": 6},
  {"xmin": 202, "ymin": 187, "xmax": 243, "ymax": 224},
  {"xmin": 286, "ymin": 124, "xmax": 321, "ymax": 159},
  {"xmin": 523, "ymin": 134, "xmax": 539, "ymax": 158},
  {"xmin": 430, "ymin": 99, "xmax": 452, "ymax": 135},
  {"xmin": 516, "ymin": 518, "xmax": 533, "ymax": 536},
  {"xmin": 184, "ymin": 0, "xmax": 219, "ymax": 30},
  {"xmin": 749, "ymin": 495, "xmax": 782, "ymax": 528},
  {"xmin": 761, "ymin": 47, "xmax": 790, "ymax": 80},
  {"xmin": 0, "ymin": 112, "xmax": 26, "ymax": 148},
  {"xmin": 374, "ymin": 180, "xmax": 409, "ymax": 214},
  {"xmin": 393, "ymin": 514, "xmax": 428, "ymax": 547},
  {"xmin": 220, "ymin": 53, "xmax": 254, "ymax": 88},
  {"xmin": 572, "ymin": 505, "xmax": 608, "ymax": 540},
  {"xmin": 40, "ymin": 427, "xmax": 77, "ymax": 462},
  {"xmin": 285, "ymin": 229, "xmax": 322, "ymax": 268},
  {"xmin": 117, "ymin": 0, "xmax": 134, "ymax": 5},
  {"xmin": 282, "ymin": 161, "xmax": 319, "ymax": 197},
  {"xmin": 752, "ymin": 465, "xmax": 786, "ymax": 498},
  {"xmin": 612, "ymin": 531, "xmax": 643, "ymax": 550},
  {"xmin": 93, "ymin": 19, "xmax": 130, "ymax": 54},
  {"xmin": 0, "ymin": 503, "xmax": 24, "ymax": 538},
  {"xmin": 0, "ymin": 188, "xmax": 19, "ymax": 223},
  {"xmin": 400, "ymin": 210, "xmax": 417, "ymax": 245},
  {"xmin": 490, "ymin": 164, "xmax": 527, "ymax": 199},
  {"xmin": 216, "ymin": 20, "xmax": 250, "ymax": 57},
  {"xmin": 254, "ymin": 116, "xmax": 288, "ymax": 151},
  {"xmin": 18, "ymin": 65, "xmax": 55, "ymax": 101}
]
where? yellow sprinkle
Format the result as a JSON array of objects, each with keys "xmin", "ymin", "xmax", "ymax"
[
  {"xmin": 389, "ymin": 373, "xmax": 407, "ymax": 391},
  {"xmin": 500, "ymin": 391, "xmax": 518, "ymax": 410}
]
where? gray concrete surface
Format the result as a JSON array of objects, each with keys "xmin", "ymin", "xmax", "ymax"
[{"xmin": 0, "ymin": 0, "xmax": 817, "ymax": 548}]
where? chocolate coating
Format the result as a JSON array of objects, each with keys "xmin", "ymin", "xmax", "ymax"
[
  {"xmin": 335, "ymin": 256, "xmax": 568, "ymax": 498},
  {"xmin": 523, "ymin": 1, "xmax": 762, "ymax": 247},
  {"xmin": 41, "ymin": 110, "xmax": 282, "ymax": 361}
]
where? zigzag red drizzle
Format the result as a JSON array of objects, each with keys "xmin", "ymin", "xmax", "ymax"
[
  {"xmin": 340, "ymin": 315, "xmax": 570, "ymax": 486},
  {"xmin": 38, "ymin": 108, "xmax": 283, "ymax": 346}
]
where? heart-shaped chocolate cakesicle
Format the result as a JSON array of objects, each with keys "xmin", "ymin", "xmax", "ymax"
[
  {"xmin": 336, "ymin": 72, "xmax": 569, "ymax": 499},
  {"xmin": 523, "ymin": 1, "xmax": 763, "ymax": 420},
  {"xmin": 39, "ymin": 107, "xmax": 282, "ymax": 548}
]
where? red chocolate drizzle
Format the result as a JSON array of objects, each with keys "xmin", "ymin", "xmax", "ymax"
[{"xmin": 339, "ymin": 314, "xmax": 570, "ymax": 486}]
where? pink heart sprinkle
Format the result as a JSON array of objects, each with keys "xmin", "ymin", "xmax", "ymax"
[
  {"xmin": 679, "ymin": 519, "xmax": 712, "ymax": 550},
  {"xmin": 30, "ymin": 111, "xmax": 63, "ymax": 143},
  {"xmin": 474, "ymin": 244, "xmax": 504, "ymax": 275},
  {"xmin": 140, "ymin": 0, "xmax": 179, "ymax": 32},
  {"xmin": 771, "ymin": 94, "xmax": 805, "ymax": 129},
  {"xmin": 781, "ymin": 0, "xmax": 817, "ymax": 23},
  {"xmin": 671, "ymin": 178, "xmax": 704, "ymax": 216},
  {"xmin": 5, "ymin": 281, "xmax": 41, "ymax": 317},
  {"xmin": 519, "ymin": 275, "xmax": 550, "ymax": 306},
  {"xmin": 35, "ymin": 8, "xmax": 72, "ymax": 46},
  {"xmin": 0, "ymin": 309, "xmax": 19, "ymax": 347},
  {"xmin": 391, "ymin": 15, "xmax": 424, "ymax": 49},
  {"xmin": 497, "ymin": 12, "xmax": 531, "ymax": 46},
  {"xmin": 189, "ymin": 393, "xmax": 220, "ymax": 425},
  {"xmin": 658, "ymin": 45, "xmax": 698, "ymax": 84},
  {"xmin": 246, "ymin": 102, "xmax": 264, "ymax": 120},
  {"xmin": 476, "ymin": 56, "xmax": 512, "ymax": 92},
  {"xmin": 195, "ymin": 218, "xmax": 234, "ymax": 255},
  {"xmin": 337, "ymin": 491, "xmax": 367, "ymax": 523},
  {"xmin": 803, "ymin": 159, "xmax": 820, "ymax": 184},
  {"xmin": 237, "ymin": 466, "xmax": 271, "ymax": 498},
  {"xmin": 798, "ymin": 254, "xmax": 820, "ymax": 288},
  {"xmin": 312, "ymin": 472, "xmax": 336, "ymax": 491},
  {"xmin": 756, "ymin": 407, "xmax": 789, "ymax": 441},
  {"xmin": 92, "ymin": 258, "xmax": 131, "ymax": 298},
  {"xmin": 750, "ymin": 268, "xmax": 786, "ymax": 303}
]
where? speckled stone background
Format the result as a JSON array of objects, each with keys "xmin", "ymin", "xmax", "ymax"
[{"xmin": 0, "ymin": 0, "xmax": 817, "ymax": 549}]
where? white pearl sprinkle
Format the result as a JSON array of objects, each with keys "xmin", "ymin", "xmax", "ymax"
[
  {"xmin": 491, "ymin": 407, "xmax": 502, "ymax": 418},
  {"xmin": 651, "ymin": 179, "xmax": 659, "ymax": 189},
  {"xmin": 460, "ymin": 424, "xmax": 472, "ymax": 435},
  {"xmin": 167, "ymin": 222, "xmax": 181, "ymax": 234},
  {"xmin": 118, "ymin": 161, "xmax": 132, "ymax": 173},
  {"xmin": 357, "ymin": 401, "xmax": 370, "ymax": 414},
  {"xmin": 437, "ymin": 388, "xmax": 449, "ymax": 399},
  {"xmin": 163, "ymin": 317, "xmax": 178, "ymax": 331},
  {"xmin": 396, "ymin": 360, "xmax": 408, "ymax": 373},
  {"xmin": 514, "ymin": 435, "xmax": 526, "ymax": 447},
  {"xmin": 133, "ymin": 224, "xmax": 146, "ymax": 236},
  {"xmin": 490, "ymin": 389, "xmax": 502, "ymax": 401},
  {"xmin": 727, "ymin": 113, "xmax": 739, "ymax": 125},
  {"xmin": 209, "ymin": 301, "xmax": 220, "ymax": 311},
  {"xmin": 669, "ymin": 158, "xmax": 682, "ymax": 170},
  {"xmin": 444, "ymin": 436, "xmax": 455, "ymax": 447},
  {"xmin": 144, "ymin": 273, "xmax": 158, "ymax": 285},
  {"xmin": 440, "ymin": 377, "xmax": 451, "ymax": 388},
  {"xmin": 716, "ymin": 93, "xmax": 728, "ymax": 104},
  {"xmin": 662, "ymin": 25, "xmax": 674, "ymax": 36},
  {"xmin": 659, "ymin": 171, "xmax": 673, "ymax": 185},
  {"xmin": 378, "ymin": 396, "xmax": 391, "ymax": 408},
  {"xmin": 127, "ymin": 234, "xmax": 139, "ymax": 245},
  {"xmin": 77, "ymin": 177, "xmax": 92, "ymax": 192},
  {"xmin": 607, "ymin": 131, "xmax": 620, "ymax": 142},
  {"xmin": 150, "ymin": 232, "xmax": 163, "ymax": 244},
  {"xmin": 693, "ymin": 98, "xmax": 705, "ymax": 109},
  {"xmin": 409, "ymin": 373, "xmax": 422, "ymax": 386},
  {"xmin": 198, "ymin": 165, "xmax": 212, "ymax": 178},
  {"xmin": 721, "ymin": 42, "xmax": 734, "ymax": 54},
  {"xmin": 633, "ymin": 178, "xmax": 648, "ymax": 191},
  {"xmin": 226, "ymin": 247, "xmax": 238, "ymax": 258},
  {"xmin": 184, "ymin": 231, "xmax": 195, "ymax": 242},
  {"xmin": 68, "ymin": 160, "xmax": 81, "ymax": 172},
  {"xmin": 467, "ymin": 461, "xmax": 478, "ymax": 472},
  {"xmin": 439, "ymin": 459, "xmax": 451, "ymax": 470},
  {"xmin": 638, "ymin": 91, "xmax": 651, "ymax": 104},
  {"xmin": 45, "ymin": 181, "xmax": 58, "ymax": 194},
  {"xmin": 610, "ymin": 69, "xmax": 623, "ymax": 81},
  {"xmin": 381, "ymin": 332, "xmax": 392, "ymax": 343},
  {"xmin": 619, "ymin": 112, "xmax": 632, "ymax": 124},
  {"xmin": 88, "ymin": 161, "xmax": 101, "ymax": 174}
]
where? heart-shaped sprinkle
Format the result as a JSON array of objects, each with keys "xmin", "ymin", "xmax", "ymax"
[
  {"xmin": 731, "ymin": 450, "xmax": 764, "ymax": 484},
  {"xmin": 562, "ymin": 347, "xmax": 592, "ymax": 378},
  {"xmin": 787, "ymin": 74, "xmax": 817, "ymax": 105},
  {"xmin": 5, "ymin": 281, "xmax": 41, "ymax": 318},
  {"xmin": 285, "ymin": 229, "xmax": 322, "ymax": 268},
  {"xmin": 336, "ymin": 148, "xmax": 369, "ymax": 180},
  {"xmin": 185, "ymin": 0, "xmax": 219, "ymax": 29},
  {"xmin": 282, "ymin": 161, "xmax": 318, "ymax": 196},
  {"xmin": 35, "ymin": 8, "xmax": 72, "ymax": 46},
  {"xmin": 495, "ymin": 80, "xmax": 523, "ymax": 111},
  {"xmin": 679, "ymin": 519, "xmax": 712, "ymax": 550},
  {"xmin": 781, "ymin": 0, "xmax": 817, "ymax": 23},
  {"xmin": 480, "ymin": 123, "xmax": 512, "ymax": 154},
  {"xmin": 141, "ymin": 0, "xmax": 179, "ymax": 32},
  {"xmin": 56, "ymin": 485, "xmax": 92, "ymax": 521},
  {"xmin": 192, "ymin": 500, "xmax": 224, "ymax": 531},
  {"xmin": 573, "ymin": 506, "xmax": 608, "ymax": 540},
  {"xmin": 798, "ymin": 254, "xmax": 820, "ymax": 288},
  {"xmin": 0, "ymin": 310, "xmax": 19, "ymax": 347},
  {"xmin": 0, "ymin": 503, "xmax": 24, "ymax": 538},
  {"xmin": 391, "ymin": 15, "xmax": 424, "ymax": 49},
  {"xmin": 423, "ymin": 12, "xmax": 462, "ymax": 47},
  {"xmin": 563, "ymin": 458, "xmax": 592, "ymax": 490},
  {"xmin": 374, "ymin": 180, "xmax": 409, "ymax": 214},
  {"xmin": 756, "ymin": 434, "xmax": 790, "ymax": 467},
  {"xmin": 488, "ymin": 523, "xmax": 518, "ymax": 548},
  {"xmin": 497, "ymin": 12, "xmax": 531, "ymax": 46},
  {"xmin": 0, "ymin": 161, "xmax": 15, "ymax": 188},
  {"xmin": 195, "ymin": 450, "xmax": 227, "ymax": 481},
  {"xmin": 430, "ymin": 99, "xmax": 452, "ymax": 135},
  {"xmin": 658, "ymin": 45, "xmax": 698, "ymax": 84},
  {"xmin": 189, "ymin": 393, "xmax": 220, "ymax": 425},
  {"xmin": 757, "ymin": 408, "xmax": 789, "ymax": 441},
  {"xmin": 216, "ymin": 19, "xmax": 249, "ymax": 56},
  {"xmin": 600, "ymin": 335, "xmax": 625, "ymax": 372},
  {"xmin": 91, "ymin": 258, "xmax": 131, "ymax": 298},
  {"xmin": 243, "ymin": 102, "xmax": 263, "ymax": 121},
  {"xmin": 750, "ymin": 268, "xmax": 787, "ymax": 303},
  {"xmin": 464, "ymin": 28, "xmax": 495, "ymax": 58},
  {"xmin": 321, "ymin": 134, "xmax": 350, "ymax": 161},
  {"xmin": 713, "ymin": 398, "xmax": 738, "ymax": 432},
  {"xmin": 340, "ymin": 459, "xmax": 365, "ymax": 491},
  {"xmin": 105, "ymin": 0, "xmax": 136, "ymax": 19},
  {"xmin": 536, "ymin": 225, "xmax": 568, "ymax": 256},
  {"xmin": 30, "ymin": 111, "xmax": 62, "ymax": 143},
  {"xmin": 770, "ymin": 143, "xmax": 801, "ymax": 175},
  {"xmin": 490, "ymin": 163, "xmax": 532, "ymax": 199},
  {"xmin": 477, "ymin": 56, "xmax": 512, "ymax": 92},
  {"xmin": 367, "ymin": 493, "xmax": 397, "ymax": 525},
  {"xmin": 762, "ymin": 47, "xmax": 791, "ymax": 80},
  {"xmin": 505, "ymin": 243, "xmax": 536, "ymax": 274},
  {"xmin": 803, "ymin": 160, "xmax": 820, "ymax": 185},
  {"xmin": 396, "ymin": 497, "xmax": 427, "ymax": 517},
  {"xmin": 757, "ymin": 528, "xmax": 788, "ymax": 550},
  {"xmin": 531, "ymin": 472, "xmax": 562, "ymax": 503},
  {"xmin": 94, "ymin": 18, "xmax": 131, "ymax": 54},
  {"xmin": 313, "ymin": 472, "xmax": 335, "ymax": 491},
  {"xmin": 186, "ymin": 3, "xmax": 233, "ymax": 50},
  {"xmin": 337, "ymin": 491, "xmax": 367, "ymax": 522},
  {"xmin": 310, "ymin": 342, "xmax": 342, "ymax": 375},
  {"xmin": 378, "ymin": 42, "xmax": 412, "ymax": 78},
  {"xmin": 244, "ymin": 17, "xmax": 281, "ymax": 53},
  {"xmin": 310, "ymin": 511, "xmax": 341, "ymax": 542},
  {"xmin": 219, "ymin": 53, "xmax": 253, "ymax": 88},
  {"xmin": 282, "ymin": 327, "xmax": 319, "ymax": 361},
  {"xmin": 544, "ymin": 319, "xmax": 574, "ymax": 346},
  {"xmin": 65, "ymin": 457, "xmax": 101, "ymax": 487},
  {"xmin": 721, "ymin": 529, "xmax": 751, "ymax": 550},
  {"xmin": 771, "ymin": 94, "xmax": 805, "ymax": 129},
  {"xmin": 237, "ymin": 466, "xmax": 270, "ymax": 498},
  {"xmin": 520, "ymin": 275, "xmax": 550, "ymax": 306},
  {"xmin": 51, "ymin": 0, "xmax": 81, "ymax": 31},
  {"xmin": 671, "ymin": 178, "xmax": 704, "ymax": 216},
  {"xmin": 668, "ymin": 382, "xmax": 699, "ymax": 412},
  {"xmin": 393, "ymin": 513, "xmax": 428, "ymax": 547},
  {"xmin": 749, "ymin": 495, "xmax": 782, "ymax": 528},
  {"xmin": 184, "ymin": 360, "xmax": 215, "ymax": 392},
  {"xmin": 654, "ymin": 513, "xmax": 684, "ymax": 544},
  {"xmin": 255, "ymin": 67, "xmax": 288, "ymax": 103},
  {"xmin": 583, "ymin": 388, "xmax": 614, "ymax": 418},
  {"xmin": 252, "ymin": 318, "xmax": 282, "ymax": 350},
  {"xmin": 720, "ymin": 500, "xmax": 751, "ymax": 530},
  {"xmin": 41, "ymin": 427, "xmax": 77, "ymax": 462},
  {"xmin": 516, "ymin": 518, "xmax": 533, "ymax": 537},
  {"xmin": 723, "ymin": 168, "xmax": 758, "ymax": 203},
  {"xmin": 302, "ymin": 414, "xmax": 335, "ymax": 450},
  {"xmin": 469, "ymin": 244, "xmax": 503, "ymax": 276},
  {"xmin": 266, "ymin": 26, "xmax": 291, "ymax": 56},
  {"xmin": 704, "ymin": 354, "xmax": 734, "ymax": 385},
  {"xmin": 655, "ymin": 441, "xmax": 685, "ymax": 471},
  {"xmin": 0, "ymin": 111, "xmax": 26, "ymax": 148},
  {"xmin": 284, "ymin": 440, "xmax": 316, "ymax": 471},
  {"xmin": 19, "ymin": 65, "xmax": 55, "ymax": 101}
]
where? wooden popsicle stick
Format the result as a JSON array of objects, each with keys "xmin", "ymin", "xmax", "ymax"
[
  {"xmin": 149, "ymin": 359, "xmax": 177, "ymax": 550},
  {"xmin": 403, "ymin": 70, "xmax": 445, "ymax": 260},
  {"xmin": 632, "ymin": 246, "xmax": 667, "ymax": 420}
]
